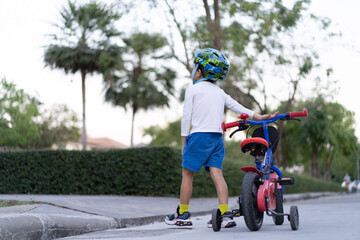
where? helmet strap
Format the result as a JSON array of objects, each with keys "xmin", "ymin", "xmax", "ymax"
[
  {"xmin": 194, "ymin": 78, "xmax": 208, "ymax": 84},
  {"xmin": 192, "ymin": 64, "xmax": 208, "ymax": 84},
  {"xmin": 192, "ymin": 64, "xmax": 198, "ymax": 84}
]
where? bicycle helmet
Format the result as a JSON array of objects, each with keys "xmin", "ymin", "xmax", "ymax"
[{"xmin": 193, "ymin": 48, "xmax": 230, "ymax": 83}]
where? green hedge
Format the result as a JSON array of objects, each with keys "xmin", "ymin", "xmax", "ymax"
[
  {"xmin": 0, "ymin": 147, "xmax": 182, "ymax": 196},
  {"xmin": 0, "ymin": 147, "xmax": 343, "ymax": 197}
]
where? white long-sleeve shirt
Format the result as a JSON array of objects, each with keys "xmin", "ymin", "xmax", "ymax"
[{"xmin": 181, "ymin": 81, "xmax": 256, "ymax": 136}]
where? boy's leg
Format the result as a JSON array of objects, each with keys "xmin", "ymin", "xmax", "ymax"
[
  {"xmin": 208, "ymin": 166, "xmax": 236, "ymax": 228},
  {"xmin": 165, "ymin": 168, "xmax": 194, "ymax": 226},
  {"xmin": 180, "ymin": 168, "xmax": 195, "ymax": 207},
  {"xmin": 209, "ymin": 167, "xmax": 228, "ymax": 206}
]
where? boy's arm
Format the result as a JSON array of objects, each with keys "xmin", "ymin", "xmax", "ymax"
[
  {"xmin": 224, "ymin": 93, "xmax": 255, "ymax": 118},
  {"xmin": 181, "ymin": 87, "xmax": 193, "ymax": 155},
  {"xmin": 253, "ymin": 112, "xmax": 279, "ymax": 120},
  {"xmin": 223, "ymin": 92, "xmax": 278, "ymax": 120}
]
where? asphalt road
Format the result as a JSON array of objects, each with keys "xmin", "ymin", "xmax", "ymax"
[{"xmin": 58, "ymin": 193, "xmax": 360, "ymax": 240}]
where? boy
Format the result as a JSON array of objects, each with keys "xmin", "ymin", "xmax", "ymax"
[{"xmin": 165, "ymin": 48, "xmax": 278, "ymax": 227}]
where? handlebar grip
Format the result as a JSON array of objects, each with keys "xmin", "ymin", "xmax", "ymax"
[
  {"xmin": 221, "ymin": 121, "xmax": 239, "ymax": 131},
  {"xmin": 289, "ymin": 109, "xmax": 308, "ymax": 118}
]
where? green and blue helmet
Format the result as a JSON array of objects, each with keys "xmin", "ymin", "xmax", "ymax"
[{"xmin": 193, "ymin": 48, "xmax": 230, "ymax": 83}]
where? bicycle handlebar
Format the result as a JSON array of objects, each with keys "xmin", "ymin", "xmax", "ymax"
[
  {"xmin": 289, "ymin": 109, "xmax": 308, "ymax": 118},
  {"xmin": 221, "ymin": 121, "xmax": 239, "ymax": 130},
  {"xmin": 222, "ymin": 109, "xmax": 308, "ymax": 131}
]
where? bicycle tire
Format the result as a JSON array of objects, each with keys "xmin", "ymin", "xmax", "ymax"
[
  {"xmin": 242, "ymin": 171, "xmax": 264, "ymax": 231},
  {"xmin": 272, "ymin": 188, "xmax": 284, "ymax": 225}
]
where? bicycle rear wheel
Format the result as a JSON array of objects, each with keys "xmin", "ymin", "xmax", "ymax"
[{"xmin": 272, "ymin": 188, "xmax": 284, "ymax": 225}]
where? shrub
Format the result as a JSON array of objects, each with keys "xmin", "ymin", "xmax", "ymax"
[
  {"xmin": 0, "ymin": 147, "xmax": 343, "ymax": 197},
  {"xmin": 0, "ymin": 147, "xmax": 182, "ymax": 196}
]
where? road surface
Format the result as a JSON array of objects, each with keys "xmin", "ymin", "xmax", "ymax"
[{"xmin": 58, "ymin": 193, "xmax": 360, "ymax": 240}]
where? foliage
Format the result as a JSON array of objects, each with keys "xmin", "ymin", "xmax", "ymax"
[
  {"xmin": 104, "ymin": 32, "xmax": 176, "ymax": 146},
  {"xmin": 284, "ymin": 96, "xmax": 358, "ymax": 180},
  {"xmin": 34, "ymin": 104, "xmax": 80, "ymax": 149},
  {"xmin": 45, "ymin": 0, "xmax": 122, "ymax": 75},
  {"xmin": 0, "ymin": 147, "xmax": 182, "ymax": 196},
  {"xmin": 0, "ymin": 147, "xmax": 343, "ymax": 196},
  {"xmin": 0, "ymin": 78, "xmax": 41, "ymax": 149},
  {"xmin": 0, "ymin": 78, "xmax": 80, "ymax": 150},
  {"xmin": 144, "ymin": 119, "xmax": 182, "ymax": 148},
  {"xmin": 157, "ymin": 0, "xmax": 336, "ymax": 115},
  {"xmin": 44, "ymin": 0, "xmax": 122, "ymax": 149}
]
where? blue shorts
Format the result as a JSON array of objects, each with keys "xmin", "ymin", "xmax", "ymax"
[{"xmin": 182, "ymin": 132, "xmax": 225, "ymax": 173}]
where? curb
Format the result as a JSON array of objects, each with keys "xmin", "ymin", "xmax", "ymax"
[
  {"xmin": 0, "ymin": 213, "xmax": 119, "ymax": 240},
  {"xmin": 283, "ymin": 192, "xmax": 343, "ymax": 203},
  {"xmin": 117, "ymin": 210, "xmax": 212, "ymax": 229}
]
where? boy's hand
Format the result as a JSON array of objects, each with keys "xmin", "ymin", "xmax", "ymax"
[{"xmin": 253, "ymin": 112, "xmax": 279, "ymax": 121}]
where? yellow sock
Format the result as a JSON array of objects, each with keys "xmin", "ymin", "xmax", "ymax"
[
  {"xmin": 179, "ymin": 203, "xmax": 189, "ymax": 214},
  {"xmin": 218, "ymin": 204, "xmax": 229, "ymax": 215}
]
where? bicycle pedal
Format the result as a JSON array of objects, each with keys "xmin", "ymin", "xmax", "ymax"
[
  {"xmin": 233, "ymin": 212, "xmax": 241, "ymax": 217},
  {"xmin": 277, "ymin": 177, "xmax": 295, "ymax": 185},
  {"xmin": 231, "ymin": 209, "xmax": 241, "ymax": 217}
]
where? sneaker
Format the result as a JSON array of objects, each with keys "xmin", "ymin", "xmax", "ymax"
[
  {"xmin": 165, "ymin": 211, "xmax": 192, "ymax": 226},
  {"xmin": 207, "ymin": 211, "xmax": 236, "ymax": 228}
]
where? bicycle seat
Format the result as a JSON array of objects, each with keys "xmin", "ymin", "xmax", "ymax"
[
  {"xmin": 241, "ymin": 137, "xmax": 269, "ymax": 156},
  {"xmin": 252, "ymin": 126, "xmax": 279, "ymax": 153}
]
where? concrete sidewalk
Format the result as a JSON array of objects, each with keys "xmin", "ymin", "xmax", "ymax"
[{"xmin": 0, "ymin": 192, "xmax": 341, "ymax": 240}]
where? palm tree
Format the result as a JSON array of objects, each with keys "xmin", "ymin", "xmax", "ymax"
[
  {"xmin": 104, "ymin": 32, "xmax": 176, "ymax": 147},
  {"xmin": 44, "ymin": 1, "xmax": 122, "ymax": 150}
]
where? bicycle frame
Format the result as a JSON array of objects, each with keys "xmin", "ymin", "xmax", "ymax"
[{"xmin": 246, "ymin": 114, "xmax": 287, "ymax": 182}]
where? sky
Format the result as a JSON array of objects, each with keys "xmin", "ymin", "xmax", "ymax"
[{"xmin": 0, "ymin": 0, "xmax": 359, "ymax": 147}]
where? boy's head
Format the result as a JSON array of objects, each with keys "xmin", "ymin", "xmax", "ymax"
[{"xmin": 192, "ymin": 48, "xmax": 230, "ymax": 84}]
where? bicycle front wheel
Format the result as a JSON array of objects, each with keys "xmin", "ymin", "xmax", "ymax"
[{"xmin": 241, "ymin": 171, "xmax": 264, "ymax": 231}]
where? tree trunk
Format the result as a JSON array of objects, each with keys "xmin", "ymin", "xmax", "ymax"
[
  {"xmin": 276, "ymin": 80, "xmax": 299, "ymax": 167},
  {"xmin": 279, "ymin": 132, "xmax": 288, "ymax": 169},
  {"xmin": 276, "ymin": 121, "xmax": 286, "ymax": 168},
  {"xmin": 311, "ymin": 147, "xmax": 319, "ymax": 178},
  {"xmin": 213, "ymin": 0, "xmax": 222, "ymax": 49},
  {"xmin": 203, "ymin": 0, "xmax": 222, "ymax": 50},
  {"xmin": 81, "ymin": 70, "xmax": 87, "ymax": 150},
  {"xmin": 324, "ymin": 155, "xmax": 334, "ymax": 181},
  {"xmin": 130, "ymin": 107, "xmax": 137, "ymax": 147}
]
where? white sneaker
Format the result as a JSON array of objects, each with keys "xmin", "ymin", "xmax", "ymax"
[{"xmin": 165, "ymin": 212, "xmax": 192, "ymax": 226}]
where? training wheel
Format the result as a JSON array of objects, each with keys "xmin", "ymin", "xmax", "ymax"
[
  {"xmin": 289, "ymin": 206, "xmax": 299, "ymax": 230},
  {"xmin": 212, "ymin": 208, "xmax": 222, "ymax": 232}
]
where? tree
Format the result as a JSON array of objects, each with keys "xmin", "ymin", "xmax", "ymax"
[
  {"xmin": 44, "ymin": 0, "xmax": 122, "ymax": 150},
  {"xmin": 296, "ymin": 97, "xmax": 330, "ymax": 177},
  {"xmin": 144, "ymin": 119, "xmax": 181, "ymax": 148},
  {"xmin": 104, "ymin": 32, "xmax": 176, "ymax": 147},
  {"xmin": 0, "ymin": 78, "xmax": 41, "ymax": 149},
  {"xmin": 35, "ymin": 104, "xmax": 80, "ymax": 149},
  {"xmin": 156, "ymin": 0, "xmax": 340, "ymax": 168},
  {"xmin": 159, "ymin": 0, "xmax": 322, "ymax": 105},
  {"xmin": 286, "ymin": 97, "xmax": 358, "ymax": 179},
  {"xmin": 0, "ymin": 78, "xmax": 80, "ymax": 150},
  {"xmin": 319, "ymin": 102, "xmax": 358, "ymax": 181}
]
